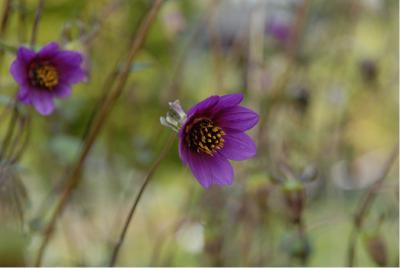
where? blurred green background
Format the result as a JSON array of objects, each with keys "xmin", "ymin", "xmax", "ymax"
[{"xmin": 0, "ymin": 0, "xmax": 398, "ymax": 266}]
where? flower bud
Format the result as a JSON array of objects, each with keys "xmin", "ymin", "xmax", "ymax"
[
  {"xmin": 282, "ymin": 180, "xmax": 305, "ymax": 224},
  {"xmin": 360, "ymin": 59, "xmax": 378, "ymax": 83},
  {"xmin": 364, "ymin": 233, "xmax": 387, "ymax": 266},
  {"xmin": 160, "ymin": 100, "xmax": 187, "ymax": 132}
]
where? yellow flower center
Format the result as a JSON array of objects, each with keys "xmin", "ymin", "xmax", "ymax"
[
  {"xmin": 186, "ymin": 118, "xmax": 225, "ymax": 156},
  {"xmin": 28, "ymin": 62, "xmax": 59, "ymax": 90}
]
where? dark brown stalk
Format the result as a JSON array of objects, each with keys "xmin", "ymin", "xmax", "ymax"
[
  {"xmin": 30, "ymin": 0, "xmax": 45, "ymax": 48},
  {"xmin": 33, "ymin": 1, "xmax": 163, "ymax": 266},
  {"xmin": 108, "ymin": 134, "xmax": 175, "ymax": 266},
  {"xmin": 33, "ymin": 65, "xmax": 120, "ymax": 222},
  {"xmin": 346, "ymin": 144, "xmax": 399, "ymax": 266}
]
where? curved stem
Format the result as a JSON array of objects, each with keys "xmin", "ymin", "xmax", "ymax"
[
  {"xmin": 109, "ymin": 134, "xmax": 175, "ymax": 266},
  {"xmin": 346, "ymin": 144, "xmax": 398, "ymax": 266},
  {"xmin": 33, "ymin": 1, "xmax": 163, "ymax": 266}
]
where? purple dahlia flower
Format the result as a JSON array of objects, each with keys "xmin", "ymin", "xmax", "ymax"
[
  {"xmin": 10, "ymin": 42, "xmax": 86, "ymax": 115},
  {"xmin": 178, "ymin": 93, "xmax": 259, "ymax": 188}
]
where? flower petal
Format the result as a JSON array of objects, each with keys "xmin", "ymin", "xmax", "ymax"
[
  {"xmin": 30, "ymin": 90, "xmax": 55, "ymax": 115},
  {"xmin": 209, "ymin": 153, "xmax": 234, "ymax": 186},
  {"xmin": 10, "ymin": 47, "xmax": 35, "ymax": 84},
  {"xmin": 187, "ymin": 152, "xmax": 233, "ymax": 188},
  {"xmin": 212, "ymin": 93, "xmax": 243, "ymax": 113},
  {"xmin": 186, "ymin": 95, "xmax": 219, "ymax": 117},
  {"xmin": 52, "ymin": 84, "xmax": 72, "ymax": 98},
  {"xmin": 53, "ymin": 51, "xmax": 86, "ymax": 84},
  {"xmin": 17, "ymin": 46, "xmax": 36, "ymax": 62},
  {"xmin": 17, "ymin": 86, "xmax": 31, "ymax": 104},
  {"xmin": 10, "ymin": 60, "xmax": 28, "ymax": 84},
  {"xmin": 38, "ymin": 42, "xmax": 60, "ymax": 59},
  {"xmin": 216, "ymin": 106, "xmax": 259, "ymax": 132},
  {"xmin": 219, "ymin": 132, "xmax": 256, "ymax": 161},
  {"xmin": 178, "ymin": 130, "xmax": 189, "ymax": 165}
]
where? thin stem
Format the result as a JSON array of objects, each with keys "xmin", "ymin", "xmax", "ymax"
[
  {"xmin": 33, "ymin": 1, "xmax": 163, "ymax": 266},
  {"xmin": 80, "ymin": 0, "xmax": 123, "ymax": 47},
  {"xmin": 0, "ymin": 0, "xmax": 12, "ymax": 35},
  {"xmin": 9, "ymin": 114, "xmax": 31, "ymax": 164},
  {"xmin": 0, "ymin": 0, "xmax": 12, "ymax": 82},
  {"xmin": 108, "ymin": 134, "xmax": 175, "ymax": 266},
  {"xmin": 0, "ymin": 105, "xmax": 18, "ymax": 161},
  {"xmin": 30, "ymin": 0, "xmax": 44, "ymax": 48},
  {"xmin": 346, "ymin": 144, "xmax": 399, "ymax": 266}
]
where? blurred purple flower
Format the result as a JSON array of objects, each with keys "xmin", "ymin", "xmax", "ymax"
[
  {"xmin": 266, "ymin": 18, "xmax": 292, "ymax": 44},
  {"xmin": 178, "ymin": 93, "xmax": 258, "ymax": 188},
  {"xmin": 10, "ymin": 42, "xmax": 86, "ymax": 115}
]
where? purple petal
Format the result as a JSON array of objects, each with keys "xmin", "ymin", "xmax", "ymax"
[
  {"xmin": 52, "ymin": 84, "xmax": 72, "ymax": 98},
  {"xmin": 10, "ymin": 47, "xmax": 35, "ymax": 84},
  {"xmin": 216, "ymin": 106, "xmax": 259, "ymax": 132},
  {"xmin": 209, "ymin": 153, "xmax": 234, "ymax": 186},
  {"xmin": 10, "ymin": 60, "xmax": 28, "ymax": 84},
  {"xmin": 266, "ymin": 19, "xmax": 291, "ymax": 43},
  {"xmin": 212, "ymin": 93, "xmax": 243, "ymax": 113},
  {"xmin": 187, "ymin": 153, "xmax": 212, "ymax": 188},
  {"xmin": 37, "ymin": 42, "xmax": 60, "ymax": 59},
  {"xmin": 178, "ymin": 130, "xmax": 189, "ymax": 164},
  {"xmin": 187, "ymin": 152, "xmax": 233, "ymax": 188},
  {"xmin": 53, "ymin": 51, "xmax": 86, "ymax": 84},
  {"xmin": 187, "ymin": 95, "xmax": 219, "ymax": 117},
  {"xmin": 17, "ymin": 86, "xmax": 31, "ymax": 104},
  {"xmin": 17, "ymin": 46, "xmax": 36, "ymax": 62},
  {"xmin": 30, "ymin": 90, "xmax": 55, "ymax": 115},
  {"xmin": 219, "ymin": 132, "xmax": 256, "ymax": 161}
]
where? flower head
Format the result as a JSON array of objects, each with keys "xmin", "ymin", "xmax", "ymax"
[
  {"xmin": 10, "ymin": 42, "xmax": 86, "ymax": 115},
  {"xmin": 266, "ymin": 18, "xmax": 292, "ymax": 44},
  {"xmin": 178, "ymin": 93, "xmax": 259, "ymax": 188}
]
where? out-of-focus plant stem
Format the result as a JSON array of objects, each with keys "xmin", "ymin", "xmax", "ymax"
[
  {"xmin": 30, "ymin": 0, "xmax": 44, "ymax": 49},
  {"xmin": 32, "ymin": 0, "xmax": 125, "ymax": 226},
  {"xmin": 0, "ymin": 0, "xmax": 12, "ymax": 38},
  {"xmin": 0, "ymin": 0, "xmax": 40, "ymax": 164},
  {"xmin": 346, "ymin": 144, "xmax": 398, "ymax": 267},
  {"xmin": 33, "ymin": 0, "xmax": 164, "ymax": 266},
  {"xmin": 255, "ymin": 0, "xmax": 309, "ymax": 156},
  {"xmin": 108, "ymin": 133, "xmax": 175, "ymax": 266},
  {"xmin": 0, "ymin": 104, "xmax": 30, "ymax": 164},
  {"xmin": 0, "ymin": 105, "xmax": 18, "ymax": 160},
  {"xmin": 148, "ymin": 182, "xmax": 195, "ymax": 266},
  {"xmin": 0, "ymin": 0, "xmax": 12, "ymax": 83},
  {"xmin": 80, "ymin": 0, "xmax": 123, "ymax": 47}
]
